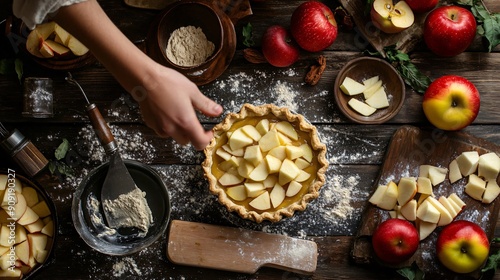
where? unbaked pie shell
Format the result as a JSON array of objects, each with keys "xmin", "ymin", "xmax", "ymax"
[{"xmin": 202, "ymin": 103, "xmax": 328, "ymax": 223}]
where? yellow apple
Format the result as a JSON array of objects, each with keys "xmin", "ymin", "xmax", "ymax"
[{"xmin": 436, "ymin": 220, "xmax": 489, "ymax": 274}]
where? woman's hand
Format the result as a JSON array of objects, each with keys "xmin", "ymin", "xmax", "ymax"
[{"xmin": 134, "ymin": 64, "xmax": 222, "ymax": 150}]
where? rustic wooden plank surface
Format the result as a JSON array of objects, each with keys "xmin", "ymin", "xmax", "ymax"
[{"xmin": 0, "ymin": 0, "xmax": 500, "ymax": 279}]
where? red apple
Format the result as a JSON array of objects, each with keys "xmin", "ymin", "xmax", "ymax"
[
  {"xmin": 406, "ymin": 0, "xmax": 438, "ymax": 13},
  {"xmin": 290, "ymin": 1, "xmax": 337, "ymax": 52},
  {"xmin": 424, "ymin": 5, "xmax": 477, "ymax": 57},
  {"xmin": 436, "ymin": 220, "xmax": 490, "ymax": 274},
  {"xmin": 422, "ymin": 75, "xmax": 480, "ymax": 131},
  {"xmin": 261, "ymin": 25, "xmax": 300, "ymax": 67},
  {"xmin": 371, "ymin": 219, "xmax": 419, "ymax": 264}
]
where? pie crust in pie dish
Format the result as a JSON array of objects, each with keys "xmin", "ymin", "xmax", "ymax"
[{"xmin": 202, "ymin": 103, "xmax": 328, "ymax": 223}]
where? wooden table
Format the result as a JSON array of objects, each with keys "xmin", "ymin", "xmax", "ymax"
[{"xmin": 0, "ymin": 0, "xmax": 499, "ymax": 279}]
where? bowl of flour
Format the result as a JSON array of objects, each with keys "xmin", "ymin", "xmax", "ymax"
[
  {"xmin": 157, "ymin": 1, "xmax": 223, "ymax": 69},
  {"xmin": 72, "ymin": 160, "xmax": 170, "ymax": 255},
  {"xmin": 146, "ymin": 0, "xmax": 252, "ymax": 85}
]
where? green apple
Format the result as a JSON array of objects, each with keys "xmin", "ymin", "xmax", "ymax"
[
  {"xmin": 423, "ymin": 75, "xmax": 480, "ymax": 131},
  {"xmin": 436, "ymin": 220, "xmax": 489, "ymax": 274}
]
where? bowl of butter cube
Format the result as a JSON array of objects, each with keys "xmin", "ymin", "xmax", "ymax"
[{"xmin": 334, "ymin": 56, "xmax": 405, "ymax": 124}]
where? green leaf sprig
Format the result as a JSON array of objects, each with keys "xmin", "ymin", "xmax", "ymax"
[
  {"xmin": 48, "ymin": 138, "xmax": 74, "ymax": 177},
  {"xmin": 455, "ymin": 0, "xmax": 500, "ymax": 52},
  {"xmin": 481, "ymin": 237, "xmax": 500, "ymax": 275},
  {"xmin": 0, "ymin": 58, "xmax": 23, "ymax": 83},
  {"xmin": 366, "ymin": 46, "xmax": 432, "ymax": 94},
  {"xmin": 397, "ymin": 263, "xmax": 425, "ymax": 280},
  {"xmin": 242, "ymin": 22, "xmax": 255, "ymax": 48}
]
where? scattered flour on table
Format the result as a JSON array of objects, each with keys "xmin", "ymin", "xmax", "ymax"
[
  {"xmin": 206, "ymin": 70, "xmax": 337, "ymax": 122},
  {"xmin": 112, "ymin": 257, "xmax": 142, "ymax": 277}
]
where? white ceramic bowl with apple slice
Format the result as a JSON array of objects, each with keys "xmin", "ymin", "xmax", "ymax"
[{"xmin": 334, "ymin": 56, "xmax": 405, "ymax": 124}]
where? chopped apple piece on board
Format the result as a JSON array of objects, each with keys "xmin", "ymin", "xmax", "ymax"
[
  {"xmin": 340, "ymin": 77, "xmax": 365, "ymax": 96},
  {"xmin": 448, "ymin": 159, "xmax": 462, "ymax": 183},
  {"xmin": 365, "ymin": 87, "xmax": 389, "ymax": 109},
  {"xmin": 482, "ymin": 180, "xmax": 500, "ymax": 204},
  {"xmin": 400, "ymin": 199, "xmax": 417, "ymax": 221},
  {"xmin": 478, "ymin": 152, "xmax": 500, "ymax": 180},
  {"xmin": 377, "ymin": 181, "xmax": 398, "ymax": 210},
  {"xmin": 438, "ymin": 196, "xmax": 459, "ymax": 218},
  {"xmin": 348, "ymin": 98, "xmax": 376, "ymax": 116},
  {"xmin": 464, "ymin": 174, "xmax": 486, "ymax": 201},
  {"xmin": 427, "ymin": 196, "xmax": 453, "ymax": 226},
  {"xmin": 448, "ymin": 193, "xmax": 466, "ymax": 212},
  {"xmin": 428, "ymin": 166, "xmax": 448, "ymax": 186},
  {"xmin": 397, "ymin": 177, "xmax": 417, "ymax": 206},
  {"xmin": 416, "ymin": 199, "xmax": 440, "ymax": 224},
  {"xmin": 368, "ymin": 185, "xmax": 388, "ymax": 206},
  {"xmin": 249, "ymin": 191, "xmax": 271, "ymax": 210},
  {"xmin": 456, "ymin": 151, "xmax": 479, "ymax": 176},
  {"xmin": 417, "ymin": 219, "xmax": 437, "ymax": 241},
  {"xmin": 416, "ymin": 177, "xmax": 433, "ymax": 195}
]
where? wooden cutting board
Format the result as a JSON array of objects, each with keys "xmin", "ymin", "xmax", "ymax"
[
  {"xmin": 351, "ymin": 126, "xmax": 500, "ymax": 278},
  {"xmin": 167, "ymin": 220, "xmax": 318, "ymax": 274}
]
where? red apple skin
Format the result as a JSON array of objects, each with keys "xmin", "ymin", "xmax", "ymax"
[
  {"xmin": 424, "ymin": 6, "xmax": 476, "ymax": 57},
  {"xmin": 261, "ymin": 25, "xmax": 300, "ymax": 67},
  {"xmin": 423, "ymin": 75, "xmax": 480, "ymax": 131},
  {"xmin": 290, "ymin": 1, "xmax": 338, "ymax": 52},
  {"xmin": 436, "ymin": 220, "xmax": 490, "ymax": 274},
  {"xmin": 406, "ymin": 0, "xmax": 438, "ymax": 13},
  {"xmin": 371, "ymin": 219, "xmax": 419, "ymax": 264}
]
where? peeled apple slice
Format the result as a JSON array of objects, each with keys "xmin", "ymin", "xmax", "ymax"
[
  {"xmin": 340, "ymin": 77, "xmax": 365, "ymax": 96},
  {"xmin": 348, "ymin": 98, "xmax": 376, "ymax": 117}
]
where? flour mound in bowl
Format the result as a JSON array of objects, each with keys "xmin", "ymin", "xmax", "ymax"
[{"xmin": 166, "ymin": 26, "xmax": 215, "ymax": 67}]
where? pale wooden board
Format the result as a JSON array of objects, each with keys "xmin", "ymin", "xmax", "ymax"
[
  {"xmin": 351, "ymin": 126, "xmax": 500, "ymax": 279},
  {"xmin": 167, "ymin": 220, "xmax": 318, "ymax": 274}
]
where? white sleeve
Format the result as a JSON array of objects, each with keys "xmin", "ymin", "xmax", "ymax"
[{"xmin": 12, "ymin": 0, "xmax": 88, "ymax": 29}]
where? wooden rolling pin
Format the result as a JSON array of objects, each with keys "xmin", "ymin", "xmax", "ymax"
[{"xmin": 167, "ymin": 220, "xmax": 317, "ymax": 274}]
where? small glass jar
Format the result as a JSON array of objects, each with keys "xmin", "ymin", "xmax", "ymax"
[{"xmin": 22, "ymin": 77, "xmax": 54, "ymax": 118}]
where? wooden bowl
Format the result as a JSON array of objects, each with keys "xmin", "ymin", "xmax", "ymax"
[
  {"xmin": 334, "ymin": 57, "xmax": 405, "ymax": 124},
  {"xmin": 146, "ymin": 0, "xmax": 250, "ymax": 85}
]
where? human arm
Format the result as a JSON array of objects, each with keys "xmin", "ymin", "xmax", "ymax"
[{"xmin": 16, "ymin": 0, "xmax": 223, "ymax": 150}]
